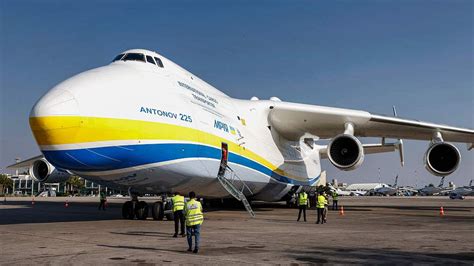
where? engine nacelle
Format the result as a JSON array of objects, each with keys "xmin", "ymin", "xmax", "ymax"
[
  {"xmin": 29, "ymin": 159, "xmax": 72, "ymax": 183},
  {"xmin": 424, "ymin": 142, "xmax": 460, "ymax": 176},
  {"xmin": 327, "ymin": 134, "xmax": 364, "ymax": 171}
]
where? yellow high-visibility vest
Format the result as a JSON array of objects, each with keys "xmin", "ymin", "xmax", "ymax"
[
  {"xmin": 171, "ymin": 195, "xmax": 185, "ymax": 212},
  {"xmin": 332, "ymin": 192, "xmax": 339, "ymax": 201},
  {"xmin": 185, "ymin": 199, "xmax": 204, "ymax": 226},
  {"xmin": 317, "ymin": 195, "xmax": 326, "ymax": 208},
  {"xmin": 298, "ymin": 192, "xmax": 308, "ymax": 206}
]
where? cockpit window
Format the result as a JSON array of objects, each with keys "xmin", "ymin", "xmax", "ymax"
[
  {"xmin": 146, "ymin": 55, "xmax": 156, "ymax": 65},
  {"xmin": 154, "ymin": 57, "xmax": 164, "ymax": 68},
  {"xmin": 122, "ymin": 53, "xmax": 145, "ymax": 62},
  {"xmin": 112, "ymin": 54, "xmax": 124, "ymax": 62}
]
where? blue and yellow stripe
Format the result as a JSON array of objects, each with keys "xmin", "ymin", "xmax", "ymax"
[{"xmin": 30, "ymin": 116, "xmax": 319, "ymax": 185}]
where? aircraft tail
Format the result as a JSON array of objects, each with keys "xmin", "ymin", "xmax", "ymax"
[
  {"xmin": 438, "ymin": 176, "xmax": 445, "ymax": 187},
  {"xmin": 393, "ymin": 175, "xmax": 398, "ymax": 187}
]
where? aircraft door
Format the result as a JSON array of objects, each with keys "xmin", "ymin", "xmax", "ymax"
[{"xmin": 218, "ymin": 142, "xmax": 228, "ymax": 176}]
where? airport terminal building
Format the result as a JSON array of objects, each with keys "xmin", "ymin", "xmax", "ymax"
[{"xmin": 3, "ymin": 174, "xmax": 114, "ymax": 197}]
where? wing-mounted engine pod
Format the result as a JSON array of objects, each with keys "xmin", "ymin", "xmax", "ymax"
[
  {"xmin": 30, "ymin": 159, "xmax": 54, "ymax": 182},
  {"xmin": 424, "ymin": 142, "xmax": 461, "ymax": 176},
  {"xmin": 29, "ymin": 159, "xmax": 71, "ymax": 183},
  {"xmin": 327, "ymin": 134, "xmax": 365, "ymax": 171}
]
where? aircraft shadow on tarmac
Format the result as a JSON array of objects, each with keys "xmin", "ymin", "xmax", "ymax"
[
  {"xmin": 1, "ymin": 201, "xmax": 473, "ymax": 225},
  {"xmin": 0, "ymin": 201, "xmax": 123, "ymax": 225},
  {"xmin": 289, "ymin": 246, "xmax": 474, "ymax": 264},
  {"xmin": 97, "ymin": 243, "xmax": 267, "ymax": 257},
  {"xmin": 97, "ymin": 244, "xmax": 190, "ymax": 255},
  {"xmin": 109, "ymin": 231, "xmax": 173, "ymax": 238},
  {"xmin": 94, "ymin": 242, "xmax": 474, "ymax": 263}
]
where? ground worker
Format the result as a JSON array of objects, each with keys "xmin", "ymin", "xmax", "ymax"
[
  {"xmin": 297, "ymin": 191, "xmax": 309, "ymax": 222},
  {"xmin": 323, "ymin": 192, "xmax": 329, "ymax": 223},
  {"xmin": 171, "ymin": 192, "xmax": 186, "ymax": 238},
  {"xmin": 332, "ymin": 190, "xmax": 339, "ymax": 210},
  {"xmin": 185, "ymin": 191, "xmax": 203, "ymax": 253},
  {"xmin": 98, "ymin": 189, "xmax": 106, "ymax": 211},
  {"xmin": 316, "ymin": 192, "xmax": 326, "ymax": 224}
]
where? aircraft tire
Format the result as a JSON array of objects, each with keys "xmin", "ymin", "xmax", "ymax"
[
  {"xmin": 152, "ymin": 201, "xmax": 164, "ymax": 221},
  {"xmin": 135, "ymin": 201, "xmax": 149, "ymax": 220},
  {"xmin": 164, "ymin": 201, "xmax": 174, "ymax": 221},
  {"xmin": 122, "ymin": 201, "xmax": 135, "ymax": 219}
]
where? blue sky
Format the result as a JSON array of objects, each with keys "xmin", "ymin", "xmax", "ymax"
[{"xmin": 0, "ymin": 0, "xmax": 472, "ymax": 187}]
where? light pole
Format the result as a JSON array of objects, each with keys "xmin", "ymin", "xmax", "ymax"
[
  {"xmin": 414, "ymin": 170, "xmax": 418, "ymax": 188},
  {"xmin": 378, "ymin": 167, "xmax": 381, "ymax": 183}
]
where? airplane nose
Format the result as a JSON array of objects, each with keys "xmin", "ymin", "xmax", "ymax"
[{"xmin": 29, "ymin": 88, "xmax": 81, "ymax": 146}]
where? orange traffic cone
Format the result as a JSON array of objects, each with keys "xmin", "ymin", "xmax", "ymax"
[
  {"xmin": 339, "ymin": 206, "xmax": 345, "ymax": 216},
  {"xmin": 440, "ymin": 206, "xmax": 445, "ymax": 216},
  {"xmin": 64, "ymin": 200, "xmax": 69, "ymax": 208},
  {"xmin": 31, "ymin": 197, "xmax": 35, "ymax": 205}
]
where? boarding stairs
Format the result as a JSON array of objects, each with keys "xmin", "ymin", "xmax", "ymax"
[{"xmin": 217, "ymin": 165, "xmax": 255, "ymax": 218}]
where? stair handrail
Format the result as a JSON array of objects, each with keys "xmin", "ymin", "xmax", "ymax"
[{"xmin": 223, "ymin": 165, "xmax": 253, "ymax": 195}]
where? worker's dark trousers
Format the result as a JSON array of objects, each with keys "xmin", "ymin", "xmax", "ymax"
[
  {"xmin": 316, "ymin": 208, "xmax": 324, "ymax": 223},
  {"xmin": 297, "ymin": 205, "xmax": 307, "ymax": 221},
  {"xmin": 98, "ymin": 200, "xmax": 106, "ymax": 210},
  {"xmin": 332, "ymin": 200, "xmax": 338, "ymax": 210},
  {"xmin": 174, "ymin": 210, "xmax": 185, "ymax": 235}
]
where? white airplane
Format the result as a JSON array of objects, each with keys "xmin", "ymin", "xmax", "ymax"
[
  {"xmin": 8, "ymin": 49, "xmax": 474, "ymax": 219},
  {"xmin": 397, "ymin": 186, "xmax": 419, "ymax": 196},
  {"xmin": 327, "ymin": 184, "xmax": 365, "ymax": 196},
  {"xmin": 371, "ymin": 175, "xmax": 419, "ymax": 196},
  {"xmin": 418, "ymin": 176, "xmax": 455, "ymax": 196},
  {"xmin": 373, "ymin": 175, "xmax": 399, "ymax": 196},
  {"xmin": 449, "ymin": 180, "xmax": 473, "ymax": 199}
]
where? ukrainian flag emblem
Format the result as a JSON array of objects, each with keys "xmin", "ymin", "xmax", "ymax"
[{"xmin": 229, "ymin": 126, "xmax": 236, "ymax": 135}]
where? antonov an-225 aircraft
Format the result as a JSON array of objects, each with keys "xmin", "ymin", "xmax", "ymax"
[{"xmin": 9, "ymin": 49, "xmax": 474, "ymax": 219}]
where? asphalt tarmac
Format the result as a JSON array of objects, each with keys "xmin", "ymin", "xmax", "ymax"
[{"xmin": 1, "ymin": 196, "xmax": 473, "ymax": 264}]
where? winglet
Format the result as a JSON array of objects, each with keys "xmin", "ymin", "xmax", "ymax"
[{"xmin": 468, "ymin": 143, "xmax": 473, "ymax": 151}]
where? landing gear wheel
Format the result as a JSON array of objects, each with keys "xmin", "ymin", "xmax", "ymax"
[
  {"xmin": 152, "ymin": 201, "xmax": 164, "ymax": 221},
  {"xmin": 122, "ymin": 201, "xmax": 135, "ymax": 219},
  {"xmin": 164, "ymin": 201, "xmax": 174, "ymax": 221},
  {"xmin": 135, "ymin": 201, "xmax": 149, "ymax": 220}
]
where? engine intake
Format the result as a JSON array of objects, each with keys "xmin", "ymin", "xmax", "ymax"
[
  {"xmin": 424, "ymin": 142, "xmax": 460, "ymax": 176},
  {"xmin": 328, "ymin": 134, "xmax": 364, "ymax": 170},
  {"xmin": 30, "ymin": 159, "xmax": 72, "ymax": 183}
]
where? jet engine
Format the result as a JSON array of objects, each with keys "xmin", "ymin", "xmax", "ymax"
[
  {"xmin": 424, "ymin": 142, "xmax": 460, "ymax": 176},
  {"xmin": 327, "ymin": 134, "xmax": 364, "ymax": 171},
  {"xmin": 29, "ymin": 159, "xmax": 72, "ymax": 183}
]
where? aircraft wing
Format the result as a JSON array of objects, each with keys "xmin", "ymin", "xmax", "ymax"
[
  {"xmin": 7, "ymin": 155, "xmax": 44, "ymax": 169},
  {"xmin": 268, "ymin": 102, "xmax": 474, "ymax": 144}
]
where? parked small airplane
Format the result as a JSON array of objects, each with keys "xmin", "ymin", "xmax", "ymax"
[
  {"xmin": 449, "ymin": 180, "xmax": 473, "ymax": 199},
  {"xmin": 373, "ymin": 175, "xmax": 399, "ymax": 196},
  {"xmin": 418, "ymin": 177, "xmax": 455, "ymax": 196},
  {"xmin": 327, "ymin": 183, "xmax": 366, "ymax": 196}
]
